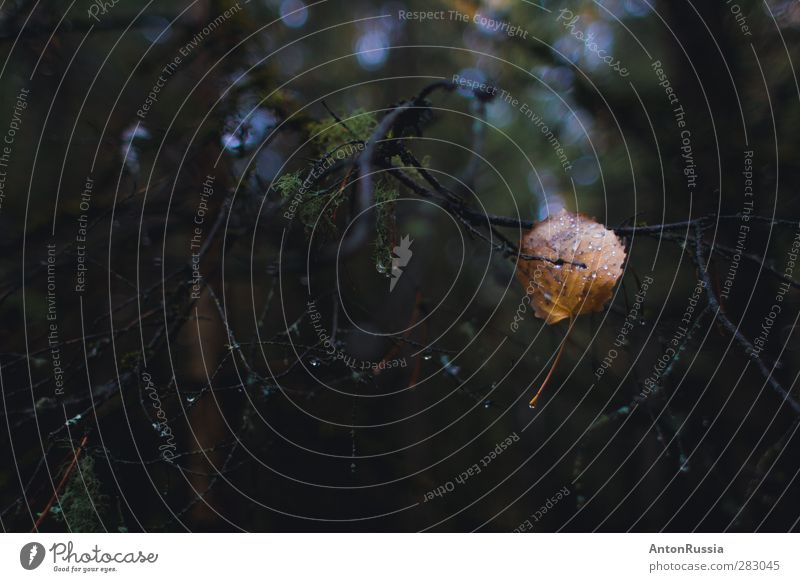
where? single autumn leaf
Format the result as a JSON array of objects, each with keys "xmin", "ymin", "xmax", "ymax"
[{"xmin": 516, "ymin": 209, "xmax": 626, "ymax": 325}]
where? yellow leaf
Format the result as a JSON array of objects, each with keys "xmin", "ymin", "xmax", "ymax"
[{"xmin": 516, "ymin": 209, "xmax": 625, "ymax": 325}]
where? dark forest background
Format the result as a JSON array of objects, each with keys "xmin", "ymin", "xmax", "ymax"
[{"xmin": 2, "ymin": 0, "xmax": 800, "ymax": 532}]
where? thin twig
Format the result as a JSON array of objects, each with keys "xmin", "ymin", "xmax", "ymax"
[{"xmin": 31, "ymin": 435, "xmax": 89, "ymax": 532}]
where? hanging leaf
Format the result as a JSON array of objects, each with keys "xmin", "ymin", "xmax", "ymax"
[
  {"xmin": 516, "ymin": 210, "xmax": 626, "ymax": 407},
  {"xmin": 516, "ymin": 209, "xmax": 626, "ymax": 325}
]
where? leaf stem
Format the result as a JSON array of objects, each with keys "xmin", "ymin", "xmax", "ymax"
[{"xmin": 530, "ymin": 320, "xmax": 573, "ymax": 408}]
